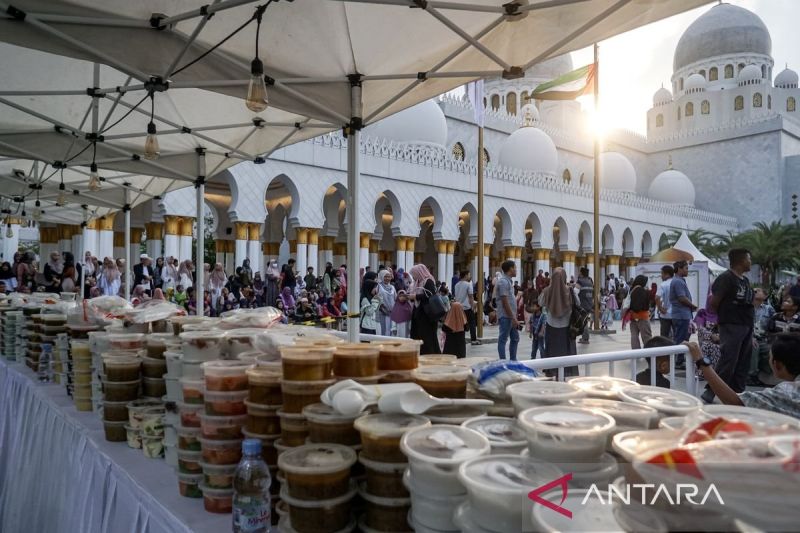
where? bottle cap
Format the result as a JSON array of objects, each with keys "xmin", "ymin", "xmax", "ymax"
[{"xmin": 242, "ymin": 438, "xmax": 262, "ymax": 455}]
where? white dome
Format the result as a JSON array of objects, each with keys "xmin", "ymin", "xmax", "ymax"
[
  {"xmin": 653, "ymin": 87, "xmax": 672, "ymax": 106},
  {"xmin": 599, "ymin": 152, "xmax": 637, "ymax": 192},
  {"xmin": 775, "ymin": 67, "xmax": 799, "ymax": 88},
  {"xmin": 520, "ymin": 103, "xmax": 540, "ymax": 125},
  {"xmin": 649, "ymin": 169, "xmax": 696, "ymax": 205},
  {"xmin": 738, "ymin": 64, "xmax": 762, "ymax": 82},
  {"xmin": 525, "ymin": 54, "xmax": 574, "ymax": 81},
  {"xmin": 685, "ymin": 73, "xmax": 706, "ymax": 92},
  {"xmin": 366, "ymin": 99, "xmax": 447, "ymax": 146},
  {"xmin": 498, "ymin": 127, "xmax": 558, "ymax": 174},
  {"xmin": 673, "ymin": 4, "xmax": 771, "ymax": 71}
]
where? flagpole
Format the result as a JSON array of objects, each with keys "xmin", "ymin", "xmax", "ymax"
[
  {"xmin": 477, "ymin": 124, "xmax": 485, "ymax": 340},
  {"xmin": 592, "ymin": 42, "xmax": 601, "ymax": 331}
]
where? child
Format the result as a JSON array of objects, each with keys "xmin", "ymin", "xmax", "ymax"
[
  {"xmin": 360, "ymin": 281, "xmax": 380, "ymax": 335},
  {"xmin": 600, "ymin": 289, "xmax": 612, "ymax": 329},
  {"xmin": 173, "ymin": 284, "xmax": 188, "ymax": 310},
  {"xmin": 390, "ymin": 290, "xmax": 413, "ymax": 338},
  {"xmin": 636, "ymin": 335, "xmax": 673, "ymax": 388},
  {"xmin": 528, "ymin": 302, "xmax": 547, "ymax": 359},
  {"xmin": 186, "ymin": 287, "xmax": 197, "ymax": 315}
]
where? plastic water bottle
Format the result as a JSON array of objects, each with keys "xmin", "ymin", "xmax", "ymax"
[
  {"xmin": 232, "ymin": 438, "xmax": 271, "ymax": 532},
  {"xmin": 39, "ymin": 343, "xmax": 52, "ymax": 383}
]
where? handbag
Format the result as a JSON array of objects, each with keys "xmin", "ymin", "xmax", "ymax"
[
  {"xmin": 568, "ymin": 290, "xmax": 591, "ymax": 339},
  {"xmin": 423, "ymin": 291, "xmax": 447, "ymax": 321}
]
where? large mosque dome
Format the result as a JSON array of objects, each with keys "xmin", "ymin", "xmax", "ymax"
[
  {"xmin": 366, "ymin": 99, "xmax": 447, "ymax": 146},
  {"xmin": 673, "ymin": 4, "xmax": 771, "ymax": 71},
  {"xmin": 498, "ymin": 126, "xmax": 558, "ymax": 174},
  {"xmin": 599, "ymin": 152, "xmax": 637, "ymax": 192},
  {"xmin": 649, "ymin": 168, "xmax": 695, "ymax": 205}
]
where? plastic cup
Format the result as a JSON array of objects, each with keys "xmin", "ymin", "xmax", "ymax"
[
  {"xmin": 518, "ymin": 406, "xmax": 616, "ymax": 463},
  {"xmin": 203, "ymin": 389, "xmax": 248, "ymax": 416},
  {"xmin": 506, "ymin": 380, "xmax": 584, "ymax": 413},
  {"xmin": 333, "ymin": 343, "xmax": 379, "ymax": 378},
  {"xmin": 246, "ymin": 400, "xmax": 281, "ymax": 435},
  {"xmin": 354, "ymin": 414, "xmax": 431, "ymax": 463},
  {"xmin": 303, "ymin": 403, "xmax": 362, "ymax": 446},
  {"xmin": 413, "ymin": 366, "xmax": 469, "ymax": 399},
  {"xmin": 280, "ymin": 379, "xmax": 336, "ymax": 414},
  {"xmin": 179, "ymin": 330, "xmax": 227, "ymax": 363},
  {"xmin": 280, "ymin": 346, "xmax": 335, "ymax": 381},
  {"xmin": 377, "ymin": 341, "xmax": 421, "ymax": 371},
  {"xmin": 461, "ymin": 416, "xmax": 527, "ymax": 455},
  {"xmin": 247, "ymin": 366, "xmax": 283, "ymax": 405},
  {"xmin": 359, "ymin": 454, "xmax": 409, "ymax": 498},
  {"xmin": 278, "ymin": 443, "xmax": 357, "ymax": 501},
  {"xmin": 199, "ymin": 437, "xmax": 243, "ymax": 465},
  {"xmin": 202, "ymin": 360, "xmax": 251, "ymax": 391}
]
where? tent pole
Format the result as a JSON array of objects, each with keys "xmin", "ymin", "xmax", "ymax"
[
  {"xmin": 592, "ymin": 43, "xmax": 601, "ymax": 331},
  {"xmin": 476, "ymin": 125, "xmax": 484, "ymax": 340},
  {"xmin": 196, "ymin": 149, "xmax": 206, "ymax": 317},
  {"xmin": 124, "ymin": 190, "xmax": 131, "ymax": 301},
  {"xmin": 346, "ymin": 79, "xmax": 362, "ymax": 342}
]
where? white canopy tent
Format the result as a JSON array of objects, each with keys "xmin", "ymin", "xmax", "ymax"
[
  {"xmin": 0, "ymin": 0, "xmax": 712, "ymax": 332},
  {"xmin": 673, "ymin": 231, "xmax": 727, "ymax": 273}
]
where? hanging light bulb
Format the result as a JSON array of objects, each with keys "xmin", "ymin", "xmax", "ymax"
[
  {"xmin": 32, "ymin": 200, "xmax": 42, "ymax": 222},
  {"xmin": 246, "ymin": 58, "xmax": 269, "ymax": 112},
  {"xmin": 5, "ymin": 224, "xmax": 12, "ymax": 239},
  {"xmin": 56, "ymin": 183, "xmax": 66, "ymax": 206},
  {"xmin": 88, "ymin": 163, "xmax": 101, "ymax": 191},
  {"xmin": 144, "ymin": 121, "xmax": 160, "ymax": 160}
]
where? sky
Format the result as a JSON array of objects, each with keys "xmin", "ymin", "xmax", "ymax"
[{"xmin": 570, "ymin": 0, "xmax": 800, "ymax": 133}]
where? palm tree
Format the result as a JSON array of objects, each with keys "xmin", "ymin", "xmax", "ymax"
[
  {"xmin": 663, "ymin": 228, "xmax": 728, "ymax": 261},
  {"xmin": 733, "ymin": 221, "xmax": 800, "ymax": 286}
]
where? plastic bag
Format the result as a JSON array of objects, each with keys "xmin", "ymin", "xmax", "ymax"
[
  {"xmin": 120, "ymin": 300, "xmax": 185, "ymax": 324},
  {"xmin": 468, "ymin": 360, "xmax": 539, "ymax": 399}
]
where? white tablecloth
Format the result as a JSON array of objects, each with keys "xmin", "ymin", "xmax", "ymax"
[{"xmin": 0, "ymin": 359, "xmax": 230, "ymax": 533}]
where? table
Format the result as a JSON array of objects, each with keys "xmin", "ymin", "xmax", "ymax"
[{"xmin": 0, "ymin": 359, "xmax": 230, "ymax": 533}]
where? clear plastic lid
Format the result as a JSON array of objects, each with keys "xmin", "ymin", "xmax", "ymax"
[
  {"xmin": 224, "ymin": 328, "xmax": 267, "ymax": 340},
  {"xmin": 611, "ymin": 429, "xmax": 680, "ymax": 462},
  {"xmin": 246, "ymin": 366, "xmax": 282, "ymax": 384},
  {"xmin": 461, "ymin": 416, "xmax": 526, "ymax": 445},
  {"xmin": 425, "ymin": 405, "xmax": 489, "ymax": 424},
  {"xmin": 280, "ymin": 345, "xmax": 335, "ymax": 362},
  {"xmin": 278, "ymin": 483, "xmax": 357, "ymax": 509},
  {"xmin": 107, "ymin": 333, "xmax": 146, "ymax": 343},
  {"xmin": 201, "ymin": 360, "xmax": 253, "ymax": 376},
  {"xmin": 277, "ymin": 443, "xmax": 357, "ymax": 475},
  {"xmin": 506, "ymin": 380, "xmax": 583, "ymax": 400},
  {"xmin": 302, "ymin": 402, "xmax": 362, "ymax": 423},
  {"xmin": 179, "ymin": 330, "xmax": 227, "ymax": 342},
  {"xmin": 334, "ymin": 343, "xmax": 379, "ymax": 358},
  {"xmin": 400, "ymin": 425, "xmax": 490, "ymax": 464},
  {"xmin": 699, "ymin": 404, "xmax": 800, "ymax": 429},
  {"xmin": 532, "ymin": 489, "xmax": 621, "ymax": 532},
  {"xmin": 567, "ymin": 398, "xmax": 657, "ymax": 416},
  {"xmin": 458, "ymin": 455, "xmax": 562, "ymax": 494},
  {"xmin": 619, "ymin": 385, "xmax": 702, "ymax": 415},
  {"xmin": 659, "ymin": 416, "xmax": 686, "ymax": 430},
  {"xmin": 412, "ymin": 365, "xmax": 469, "ymax": 382},
  {"xmin": 518, "ymin": 406, "xmax": 616, "ymax": 436},
  {"xmin": 353, "ymin": 413, "xmax": 431, "ymax": 438},
  {"xmin": 148, "ymin": 333, "xmax": 178, "ymax": 346},
  {"xmin": 567, "ymin": 376, "xmax": 639, "ymax": 399},
  {"xmin": 418, "ymin": 355, "xmax": 457, "ymax": 366}
]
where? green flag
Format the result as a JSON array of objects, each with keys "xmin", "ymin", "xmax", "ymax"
[{"xmin": 530, "ymin": 64, "xmax": 596, "ymax": 101}]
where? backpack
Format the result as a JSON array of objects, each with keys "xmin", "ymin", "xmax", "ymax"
[{"xmin": 569, "ymin": 290, "xmax": 591, "ymax": 338}]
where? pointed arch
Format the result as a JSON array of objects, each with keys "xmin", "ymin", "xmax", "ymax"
[
  {"xmin": 622, "ymin": 227, "xmax": 634, "ymax": 256},
  {"xmin": 525, "ymin": 212, "xmax": 543, "ymax": 248},
  {"xmin": 418, "ymin": 196, "xmax": 444, "ymax": 241},
  {"xmin": 494, "ymin": 207, "xmax": 513, "ymax": 244},
  {"xmin": 578, "ymin": 221, "xmax": 592, "ymax": 253},
  {"xmin": 553, "ymin": 217, "xmax": 569, "ymax": 250},
  {"xmin": 601, "ymin": 224, "xmax": 615, "ymax": 254},
  {"xmin": 641, "ymin": 231, "xmax": 653, "ymax": 258}
]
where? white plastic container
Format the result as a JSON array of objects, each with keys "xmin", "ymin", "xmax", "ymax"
[
  {"xmin": 518, "ymin": 406, "xmax": 616, "ymax": 462},
  {"xmin": 698, "ymin": 404, "xmax": 800, "ymax": 430},
  {"xmin": 457, "ymin": 455, "xmax": 562, "ymax": 533},
  {"xmin": 404, "ymin": 469, "xmax": 464, "ymax": 531},
  {"xmin": 164, "ymin": 351, "xmax": 182, "ymax": 377},
  {"xmin": 619, "ymin": 385, "xmax": 702, "ymax": 416},
  {"xmin": 506, "ymin": 380, "xmax": 584, "ymax": 413},
  {"xmin": 567, "ymin": 398, "xmax": 659, "ymax": 430},
  {"xmin": 164, "ymin": 443, "xmax": 178, "ymax": 468},
  {"xmin": 611, "ymin": 429, "xmax": 680, "ymax": 463},
  {"xmin": 461, "ymin": 416, "xmax": 527, "ymax": 455},
  {"xmin": 567, "ymin": 376, "xmax": 639, "ymax": 400},
  {"xmin": 182, "ymin": 361, "xmax": 204, "ymax": 380},
  {"xmin": 425, "ymin": 405, "xmax": 489, "ymax": 425},
  {"xmin": 179, "ymin": 330, "xmax": 226, "ymax": 363},
  {"xmin": 400, "ymin": 425, "xmax": 490, "ymax": 496},
  {"xmin": 531, "ymin": 488, "xmax": 622, "ymax": 532},
  {"xmin": 165, "ymin": 376, "xmax": 182, "ymax": 402}
]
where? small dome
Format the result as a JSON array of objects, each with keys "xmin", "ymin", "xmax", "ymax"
[
  {"xmin": 520, "ymin": 103, "xmax": 540, "ymax": 125},
  {"xmin": 738, "ymin": 64, "xmax": 762, "ymax": 82},
  {"xmin": 498, "ymin": 126, "xmax": 558, "ymax": 174},
  {"xmin": 366, "ymin": 99, "xmax": 447, "ymax": 146},
  {"xmin": 674, "ymin": 4, "xmax": 771, "ymax": 72},
  {"xmin": 685, "ymin": 73, "xmax": 706, "ymax": 92},
  {"xmin": 653, "ymin": 87, "xmax": 672, "ymax": 106},
  {"xmin": 775, "ymin": 67, "xmax": 799, "ymax": 88},
  {"xmin": 649, "ymin": 169, "xmax": 695, "ymax": 205},
  {"xmin": 599, "ymin": 152, "xmax": 637, "ymax": 192}
]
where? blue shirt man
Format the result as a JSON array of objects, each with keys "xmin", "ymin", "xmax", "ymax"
[
  {"xmin": 496, "ymin": 260, "xmax": 519, "ymax": 361},
  {"xmin": 669, "ymin": 260, "xmax": 697, "ymax": 344}
]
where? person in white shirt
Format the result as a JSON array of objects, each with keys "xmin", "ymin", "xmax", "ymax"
[
  {"xmin": 178, "ymin": 259, "xmax": 194, "ymax": 289},
  {"xmin": 454, "ymin": 270, "xmax": 477, "ymax": 345},
  {"xmin": 655, "ymin": 265, "xmax": 674, "ymax": 338}
]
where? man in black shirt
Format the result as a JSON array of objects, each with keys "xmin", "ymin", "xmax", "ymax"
[{"xmin": 709, "ymin": 248, "xmax": 754, "ymax": 400}]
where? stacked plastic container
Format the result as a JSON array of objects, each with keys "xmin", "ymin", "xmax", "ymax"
[
  {"xmin": 102, "ymin": 334, "xmax": 146, "ymax": 441},
  {"xmin": 26, "ymin": 311, "xmax": 43, "ymax": 372},
  {"xmin": 373, "ymin": 340, "xmax": 421, "ymax": 384},
  {"xmin": 53, "ymin": 332, "xmax": 70, "ymax": 384},
  {"xmin": 70, "ymin": 339, "xmax": 93, "ymax": 411},
  {"xmin": 39, "ymin": 314, "xmax": 66, "ymax": 382},
  {"xmin": 2, "ymin": 310, "xmax": 23, "ymax": 362}
]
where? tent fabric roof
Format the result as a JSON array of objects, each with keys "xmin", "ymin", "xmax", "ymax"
[
  {"xmin": 0, "ymin": 0, "xmax": 712, "ymax": 223},
  {"xmin": 673, "ymin": 232, "xmax": 727, "ymax": 273}
]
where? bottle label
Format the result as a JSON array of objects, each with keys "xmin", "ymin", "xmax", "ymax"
[{"xmin": 233, "ymin": 495, "xmax": 270, "ymax": 533}]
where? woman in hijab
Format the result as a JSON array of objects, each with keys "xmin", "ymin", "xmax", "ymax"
[
  {"xmin": 162, "ymin": 255, "xmax": 178, "ymax": 291},
  {"xmin": 43, "ymin": 251, "xmax": 64, "ymax": 293},
  {"xmin": 390, "ymin": 290, "xmax": 413, "ymax": 338},
  {"xmin": 265, "ymin": 260, "xmax": 281, "ymax": 310},
  {"xmin": 628, "ymin": 274, "xmax": 653, "ymax": 350},
  {"xmin": 376, "ymin": 269, "xmax": 397, "ymax": 336},
  {"xmin": 131, "ymin": 284, "xmax": 150, "ymax": 306},
  {"xmin": 252, "ymin": 272, "xmax": 265, "ymax": 306},
  {"xmin": 208, "ymin": 263, "xmax": 227, "ymax": 312},
  {"xmin": 60, "ymin": 252, "xmax": 78, "ymax": 293},
  {"xmin": 409, "ymin": 264, "xmax": 440, "ymax": 354},
  {"xmin": 202, "ymin": 263, "xmax": 212, "ymax": 290},
  {"xmin": 152, "ymin": 288, "xmax": 166, "ymax": 301},
  {"xmin": 538, "ymin": 267, "xmax": 579, "ymax": 377},
  {"xmin": 153, "ymin": 257, "xmax": 164, "ymax": 290},
  {"xmin": 442, "ymin": 301, "xmax": 468, "ymax": 358},
  {"xmin": 323, "ymin": 262, "xmax": 334, "ymax": 295},
  {"xmin": 16, "ymin": 252, "xmax": 36, "ymax": 293},
  {"xmin": 393, "ymin": 268, "xmax": 406, "ymax": 294},
  {"xmin": 83, "ymin": 251, "xmax": 95, "ymax": 277},
  {"xmin": 360, "ymin": 278, "xmax": 380, "ymax": 334},
  {"xmin": 239, "ymin": 258, "xmax": 253, "ymax": 287},
  {"xmin": 97, "ymin": 257, "xmax": 121, "ymax": 296},
  {"xmin": 0, "ymin": 261, "xmax": 15, "ymax": 291},
  {"xmin": 280, "ymin": 286, "xmax": 296, "ymax": 315},
  {"xmin": 178, "ymin": 259, "xmax": 194, "ymax": 289}
]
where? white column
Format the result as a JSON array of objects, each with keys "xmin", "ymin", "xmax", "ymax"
[
  {"xmin": 307, "ymin": 231, "xmax": 319, "ymax": 277},
  {"xmin": 471, "ymin": 254, "xmax": 478, "ymax": 282},
  {"xmin": 72, "ymin": 233, "xmax": 83, "ymax": 260},
  {"xmin": 225, "ymin": 249, "xmax": 235, "ymax": 275},
  {"xmin": 607, "ymin": 256, "xmax": 620, "ymax": 279},
  {"xmin": 83, "ymin": 228, "xmax": 98, "ymax": 259},
  {"xmin": 249, "ymin": 240, "xmax": 262, "ymax": 274},
  {"xmin": 234, "ymin": 240, "xmax": 247, "ymax": 269},
  {"xmin": 2, "ymin": 224, "xmax": 20, "ymax": 262},
  {"xmin": 123, "ymin": 200, "xmax": 131, "ymax": 301},
  {"xmin": 369, "ymin": 252, "xmax": 378, "ymax": 272},
  {"xmin": 296, "ymin": 228, "xmax": 309, "ymax": 279},
  {"xmin": 195, "ymin": 175, "xmax": 205, "ymax": 316},
  {"xmin": 513, "ymin": 257, "xmax": 522, "ymax": 284},
  {"xmin": 98, "ymin": 230, "xmax": 113, "ymax": 260},
  {"xmin": 345, "ymin": 89, "xmax": 362, "ymax": 342},
  {"xmin": 395, "ymin": 247, "xmax": 406, "ymax": 272},
  {"xmin": 59, "ymin": 234, "xmax": 72, "ymax": 254},
  {"xmin": 179, "ymin": 236, "xmax": 193, "ymax": 263},
  {"xmin": 562, "ymin": 252, "xmax": 576, "ymax": 280},
  {"xmin": 445, "ymin": 241, "xmax": 455, "ymax": 287},
  {"xmin": 146, "ymin": 239, "xmax": 162, "ymax": 260},
  {"xmin": 164, "ymin": 234, "xmax": 179, "ymax": 261},
  {"xmin": 436, "ymin": 241, "xmax": 447, "ymax": 284}
]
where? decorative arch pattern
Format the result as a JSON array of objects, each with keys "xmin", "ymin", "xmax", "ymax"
[
  {"xmin": 734, "ymin": 95, "xmax": 744, "ymax": 111},
  {"xmin": 753, "ymin": 93, "xmax": 762, "ymax": 108},
  {"xmin": 451, "ymin": 142, "xmax": 465, "ymax": 161},
  {"xmin": 685, "ymin": 102, "xmax": 694, "ymax": 117}
]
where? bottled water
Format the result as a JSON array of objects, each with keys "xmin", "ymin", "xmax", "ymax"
[
  {"xmin": 39, "ymin": 343, "xmax": 52, "ymax": 383},
  {"xmin": 232, "ymin": 438, "xmax": 271, "ymax": 532}
]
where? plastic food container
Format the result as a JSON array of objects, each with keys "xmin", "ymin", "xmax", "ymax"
[
  {"xmin": 562, "ymin": 452, "xmax": 619, "ymax": 489},
  {"xmin": 170, "ymin": 316, "xmax": 213, "ymax": 336},
  {"xmin": 278, "ymin": 410, "xmax": 311, "ymax": 447},
  {"xmin": 281, "ymin": 346, "xmax": 336, "ymax": 381},
  {"xmin": 201, "ymin": 462, "xmax": 237, "ymax": 489},
  {"xmin": 400, "ymin": 425, "xmax": 490, "ymax": 495},
  {"xmin": 418, "ymin": 355, "xmax": 457, "ymax": 366},
  {"xmin": 224, "ymin": 328, "xmax": 264, "ymax": 356},
  {"xmin": 280, "ymin": 484, "xmax": 356, "ymax": 533},
  {"xmin": 124, "ymin": 424, "xmax": 142, "ymax": 448},
  {"xmin": 103, "ymin": 379, "xmax": 140, "ymax": 402},
  {"xmin": 178, "ymin": 425, "xmax": 202, "ymax": 451},
  {"xmin": 101, "ymin": 419, "xmax": 127, "ymax": 442},
  {"xmin": 126, "ymin": 400, "xmax": 164, "ymax": 428},
  {"xmin": 200, "ymin": 437, "xmax": 243, "ymax": 465},
  {"xmin": 247, "ymin": 366, "xmax": 283, "ymax": 405},
  {"xmin": 404, "ymin": 470, "xmax": 463, "ymax": 531},
  {"xmin": 180, "ymin": 377, "xmax": 204, "ymax": 405},
  {"xmin": 204, "ymin": 389, "xmax": 248, "ymax": 416},
  {"xmin": 180, "ymin": 330, "xmax": 227, "ymax": 362},
  {"xmin": 281, "ymin": 379, "xmax": 336, "ymax": 414},
  {"xmin": 142, "ymin": 377, "xmax": 166, "ymax": 398},
  {"xmin": 142, "ymin": 356, "xmax": 167, "ymax": 379},
  {"xmin": 506, "ymin": 380, "xmax": 584, "ymax": 413},
  {"xmin": 359, "ymin": 485, "xmax": 411, "ymax": 532},
  {"xmin": 200, "ymin": 483, "xmax": 233, "ymax": 513},
  {"xmin": 568, "ymin": 376, "xmax": 640, "ymax": 400},
  {"xmin": 355, "ymin": 414, "xmax": 431, "ymax": 463},
  {"xmin": 698, "ymin": 404, "xmax": 800, "ymax": 430},
  {"xmin": 139, "ymin": 410, "xmax": 165, "ymax": 437},
  {"xmin": 360, "ymin": 454, "xmax": 409, "ymax": 498},
  {"xmin": 413, "ymin": 366, "xmax": 469, "ymax": 399},
  {"xmin": 102, "ymin": 400, "xmax": 129, "ymax": 422},
  {"xmin": 202, "ymin": 360, "xmax": 251, "ymax": 392},
  {"xmin": 611, "ymin": 429, "xmax": 680, "ymax": 463},
  {"xmin": 182, "ymin": 361, "xmax": 204, "ymax": 380},
  {"xmin": 103, "ymin": 356, "xmax": 141, "ymax": 382},
  {"xmin": 178, "ymin": 472, "xmax": 204, "ymax": 498},
  {"xmin": 278, "ymin": 443, "xmax": 357, "ymax": 500},
  {"xmin": 461, "ymin": 416, "xmax": 527, "ymax": 455},
  {"xmin": 619, "ymin": 385, "xmax": 702, "ymax": 416},
  {"xmin": 108, "ymin": 333, "xmax": 146, "ymax": 351},
  {"xmin": 333, "ymin": 344, "xmax": 379, "ymax": 378},
  {"xmin": 378, "ymin": 371, "xmax": 415, "ymax": 384},
  {"xmin": 519, "ymin": 406, "xmax": 616, "ymax": 462},
  {"xmin": 164, "ymin": 351, "xmax": 182, "ymax": 378},
  {"xmin": 458, "ymin": 455, "xmax": 563, "ymax": 533},
  {"xmin": 242, "ymin": 428, "xmax": 280, "ymax": 465},
  {"xmin": 246, "ymin": 401, "xmax": 281, "ymax": 435},
  {"xmin": 146, "ymin": 333, "xmax": 176, "ymax": 358},
  {"xmin": 200, "ymin": 413, "xmax": 246, "ymax": 440},
  {"xmin": 165, "ymin": 444, "xmax": 178, "ymax": 468},
  {"xmin": 70, "ymin": 340, "xmax": 91, "ymax": 359},
  {"xmin": 165, "ymin": 376, "xmax": 182, "ymax": 401},
  {"xmin": 74, "ymin": 370, "xmax": 92, "ymax": 385},
  {"xmin": 531, "ymin": 488, "xmax": 621, "ymax": 533},
  {"xmin": 179, "ymin": 402, "xmax": 203, "ymax": 428},
  {"xmin": 74, "ymin": 394, "xmax": 93, "ymax": 411},
  {"xmin": 425, "ymin": 405, "xmax": 489, "ymax": 425},
  {"xmin": 377, "ymin": 341, "xmax": 421, "ymax": 371},
  {"xmin": 143, "ymin": 436, "xmax": 164, "ymax": 458},
  {"xmin": 303, "ymin": 403, "xmax": 362, "ymax": 446},
  {"xmin": 568, "ymin": 398, "xmax": 659, "ymax": 431}
]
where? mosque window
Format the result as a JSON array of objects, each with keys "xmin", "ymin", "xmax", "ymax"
[
  {"xmin": 679, "ymin": 78, "xmax": 684, "ymax": 91},
  {"xmin": 452, "ymin": 142, "xmax": 465, "ymax": 161},
  {"xmin": 761, "ymin": 65, "xmax": 767, "ymax": 79},
  {"xmin": 768, "ymin": 94, "xmax": 772, "ymax": 109},
  {"xmin": 753, "ymin": 93, "xmax": 763, "ymax": 108},
  {"xmin": 482, "ymin": 148, "xmax": 490, "ymax": 165},
  {"xmin": 709, "ymin": 67, "xmax": 718, "ymax": 81},
  {"xmin": 506, "ymin": 92, "xmax": 517, "ymax": 115},
  {"xmin": 738, "ymin": 63, "xmax": 745, "ymax": 73},
  {"xmin": 685, "ymin": 102, "xmax": 694, "ymax": 117},
  {"xmin": 724, "ymin": 64, "xmax": 734, "ymax": 79},
  {"xmin": 483, "ymin": 97, "xmax": 487, "ymax": 109},
  {"xmin": 656, "ymin": 113, "xmax": 663, "ymax": 127},
  {"xmin": 521, "ymin": 91, "xmax": 529, "ymax": 103},
  {"xmin": 789, "ymin": 97, "xmax": 797, "ymax": 112},
  {"xmin": 562, "ymin": 169, "xmax": 571, "ymax": 184},
  {"xmin": 491, "ymin": 94, "xmax": 500, "ymax": 111},
  {"xmin": 734, "ymin": 95, "xmax": 744, "ymax": 111},
  {"xmin": 677, "ymin": 107, "xmax": 681, "ymax": 120},
  {"xmin": 701, "ymin": 100, "xmax": 710, "ymax": 115},
  {"xmin": 698, "ymin": 69, "xmax": 706, "ymax": 79}
]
